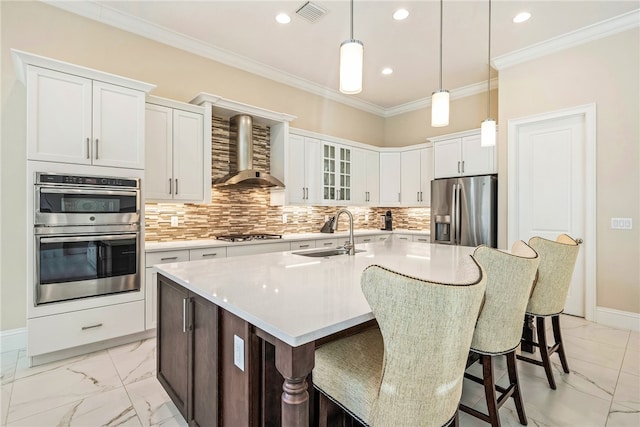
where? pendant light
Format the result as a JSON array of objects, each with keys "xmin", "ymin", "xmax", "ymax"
[
  {"xmin": 481, "ymin": 0, "xmax": 496, "ymax": 146},
  {"xmin": 431, "ymin": 0, "xmax": 449, "ymax": 127},
  {"xmin": 340, "ymin": 0, "xmax": 364, "ymax": 94}
]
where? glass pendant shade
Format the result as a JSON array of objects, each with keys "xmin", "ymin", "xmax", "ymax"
[
  {"xmin": 339, "ymin": 40, "xmax": 364, "ymax": 94},
  {"xmin": 481, "ymin": 118, "xmax": 496, "ymax": 147},
  {"xmin": 431, "ymin": 89, "xmax": 450, "ymax": 127}
]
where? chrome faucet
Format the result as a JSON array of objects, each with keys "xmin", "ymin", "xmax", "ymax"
[{"xmin": 332, "ymin": 208, "xmax": 355, "ymax": 255}]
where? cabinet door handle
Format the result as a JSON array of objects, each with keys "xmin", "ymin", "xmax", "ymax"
[
  {"xmin": 420, "ymin": 191, "xmax": 423, "ymax": 202},
  {"xmin": 398, "ymin": 193, "xmax": 401, "ymax": 202},
  {"xmin": 86, "ymin": 138, "xmax": 91, "ymax": 159},
  {"xmin": 81, "ymin": 323, "xmax": 103, "ymax": 331},
  {"xmin": 94, "ymin": 138, "xmax": 99, "ymax": 160},
  {"xmin": 160, "ymin": 256, "xmax": 178, "ymax": 261},
  {"xmin": 458, "ymin": 161, "xmax": 461, "ymax": 173},
  {"xmin": 175, "ymin": 179, "xmax": 178, "ymax": 195},
  {"xmin": 201, "ymin": 253, "xmax": 218, "ymax": 257},
  {"xmin": 462, "ymin": 161, "xmax": 465, "ymax": 174},
  {"xmin": 169, "ymin": 178, "xmax": 173, "ymax": 195},
  {"xmin": 182, "ymin": 297, "xmax": 189, "ymax": 333}
]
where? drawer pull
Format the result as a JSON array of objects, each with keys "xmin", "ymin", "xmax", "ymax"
[
  {"xmin": 201, "ymin": 253, "xmax": 218, "ymax": 257},
  {"xmin": 81, "ymin": 323, "xmax": 103, "ymax": 331},
  {"xmin": 323, "ymin": 242, "xmax": 333, "ymax": 246},
  {"xmin": 160, "ymin": 256, "xmax": 178, "ymax": 261},
  {"xmin": 363, "ymin": 238, "xmax": 371, "ymax": 242},
  {"xmin": 299, "ymin": 244, "xmax": 310, "ymax": 249}
]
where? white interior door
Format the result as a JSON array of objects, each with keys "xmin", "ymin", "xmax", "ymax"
[{"xmin": 509, "ymin": 110, "xmax": 592, "ymax": 317}]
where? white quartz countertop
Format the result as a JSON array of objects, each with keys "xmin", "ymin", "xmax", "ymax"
[
  {"xmin": 145, "ymin": 229, "xmax": 428, "ymax": 252},
  {"xmin": 154, "ymin": 240, "xmax": 474, "ymax": 347}
]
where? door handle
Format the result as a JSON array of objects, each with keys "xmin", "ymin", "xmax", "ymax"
[
  {"xmin": 182, "ymin": 297, "xmax": 189, "ymax": 333},
  {"xmin": 462, "ymin": 161, "xmax": 465, "ymax": 174},
  {"xmin": 169, "ymin": 178, "xmax": 172, "ymax": 195},
  {"xmin": 94, "ymin": 138, "xmax": 99, "ymax": 160},
  {"xmin": 86, "ymin": 138, "xmax": 91, "ymax": 159},
  {"xmin": 458, "ymin": 161, "xmax": 461, "ymax": 173},
  {"xmin": 175, "ymin": 179, "xmax": 178, "ymax": 195},
  {"xmin": 417, "ymin": 191, "xmax": 420, "ymax": 202}
]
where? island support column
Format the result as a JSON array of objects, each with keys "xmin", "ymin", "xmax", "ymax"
[{"xmin": 275, "ymin": 339, "xmax": 315, "ymax": 427}]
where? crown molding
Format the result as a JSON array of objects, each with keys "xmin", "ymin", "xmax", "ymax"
[
  {"xmin": 493, "ymin": 9, "xmax": 640, "ymax": 70},
  {"xmin": 383, "ymin": 78, "xmax": 498, "ymax": 118}
]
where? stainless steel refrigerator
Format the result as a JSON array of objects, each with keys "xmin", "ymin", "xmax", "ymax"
[{"xmin": 430, "ymin": 175, "xmax": 497, "ymax": 247}]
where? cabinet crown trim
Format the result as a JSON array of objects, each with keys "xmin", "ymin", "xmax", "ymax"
[
  {"xmin": 11, "ymin": 49, "xmax": 156, "ymax": 92},
  {"xmin": 190, "ymin": 92, "xmax": 296, "ymax": 126}
]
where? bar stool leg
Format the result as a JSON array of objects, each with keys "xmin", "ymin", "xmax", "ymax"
[
  {"xmin": 506, "ymin": 351, "xmax": 527, "ymax": 425},
  {"xmin": 552, "ymin": 315, "xmax": 570, "ymax": 373},
  {"xmin": 536, "ymin": 316, "xmax": 557, "ymax": 390}
]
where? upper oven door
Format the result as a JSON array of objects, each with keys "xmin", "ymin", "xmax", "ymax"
[{"xmin": 35, "ymin": 186, "xmax": 140, "ymax": 226}]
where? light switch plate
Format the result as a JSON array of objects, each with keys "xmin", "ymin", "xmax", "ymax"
[
  {"xmin": 234, "ymin": 335, "xmax": 244, "ymax": 371},
  {"xmin": 170, "ymin": 216, "xmax": 179, "ymax": 227},
  {"xmin": 282, "ymin": 214, "xmax": 288, "ymax": 224},
  {"xmin": 611, "ymin": 217, "xmax": 633, "ymax": 230}
]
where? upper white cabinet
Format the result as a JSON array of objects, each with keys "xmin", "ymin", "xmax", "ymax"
[
  {"xmin": 322, "ymin": 142, "xmax": 353, "ymax": 204},
  {"xmin": 431, "ymin": 130, "xmax": 496, "ymax": 178},
  {"xmin": 13, "ymin": 50, "xmax": 154, "ymax": 169},
  {"xmin": 24, "ymin": 66, "xmax": 149, "ymax": 169},
  {"xmin": 400, "ymin": 146, "xmax": 433, "ymax": 206},
  {"xmin": 379, "ymin": 152, "xmax": 401, "ymax": 206},
  {"xmin": 145, "ymin": 97, "xmax": 207, "ymax": 202},
  {"xmin": 287, "ymin": 134, "xmax": 321, "ymax": 205},
  {"xmin": 352, "ymin": 149, "xmax": 380, "ymax": 205}
]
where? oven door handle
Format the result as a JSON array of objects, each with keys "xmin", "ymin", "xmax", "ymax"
[
  {"xmin": 39, "ymin": 234, "xmax": 138, "ymax": 244},
  {"xmin": 38, "ymin": 188, "xmax": 139, "ymax": 197}
]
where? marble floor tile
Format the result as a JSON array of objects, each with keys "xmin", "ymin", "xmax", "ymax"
[
  {"xmin": 562, "ymin": 333, "xmax": 627, "ymax": 371},
  {"xmin": 5, "ymin": 386, "xmax": 140, "ymax": 427},
  {"xmin": 1, "ymin": 350, "xmax": 20, "ymax": 426},
  {"xmin": 108, "ymin": 338, "xmax": 156, "ymax": 385},
  {"xmin": 7, "ymin": 350, "xmax": 123, "ymax": 424},
  {"xmin": 608, "ymin": 371, "xmax": 640, "ymax": 424},
  {"xmin": 621, "ymin": 331, "xmax": 640, "ymax": 376},
  {"xmin": 560, "ymin": 319, "xmax": 631, "ymax": 348},
  {"xmin": 125, "ymin": 376, "xmax": 186, "ymax": 427}
]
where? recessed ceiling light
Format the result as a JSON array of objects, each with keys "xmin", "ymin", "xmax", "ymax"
[
  {"xmin": 382, "ymin": 68, "xmax": 393, "ymax": 76},
  {"xmin": 276, "ymin": 13, "xmax": 291, "ymax": 24},
  {"xmin": 513, "ymin": 12, "xmax": 531, "ymax": 23},
  {"xmin": 393, "ymin": 9, "xmax": 409, "ymax": 21}
]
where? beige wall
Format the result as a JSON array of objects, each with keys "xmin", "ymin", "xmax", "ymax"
[
  {"xmin": 497, "ymin": 29, "xmax": 640, "ymax": 314},
  {"xmin": 384, "ymin": 89, "xmax": 499, "ymax": 147}
]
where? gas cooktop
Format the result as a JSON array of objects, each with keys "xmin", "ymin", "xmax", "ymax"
[{"xmin": 215, "ymin": 234, "xmax": 283, "ymax": 243}]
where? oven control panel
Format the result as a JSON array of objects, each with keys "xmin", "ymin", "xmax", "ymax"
[{"xmin": 37, "ymin": 173, "xmax": 138, "ymax": 188}]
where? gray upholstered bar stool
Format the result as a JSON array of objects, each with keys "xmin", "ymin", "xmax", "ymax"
[
  {"xmin": 459, "ymin": 241, "xmax": 540, "ymax": 427},
  {"xmin": 312, "ymin": 258, "xmax": 487, "ymax": 427},
  {"xmin": 517, "ymin": 234, "xmax": 580, "ymax": 390}
]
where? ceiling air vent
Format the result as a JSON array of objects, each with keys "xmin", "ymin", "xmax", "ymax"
[{"xmin": 296, "ymin": 1, "xmax": 327, "ymax": 23}]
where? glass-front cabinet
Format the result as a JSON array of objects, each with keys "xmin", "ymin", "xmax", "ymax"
[{"xmin": 323, "ymin": 143, "xmax": 352, "ymax": 204}]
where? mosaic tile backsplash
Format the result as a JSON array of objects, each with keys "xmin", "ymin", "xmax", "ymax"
[{"xmin": 144, "ymin": 116, "xmax": 430, "ymax": 242}]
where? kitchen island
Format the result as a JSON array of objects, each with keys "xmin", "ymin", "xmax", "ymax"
[{"xmin": 154, "ymin": 240, "xmax": 476, "ymax": 427}]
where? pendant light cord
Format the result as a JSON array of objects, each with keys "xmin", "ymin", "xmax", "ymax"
[
  {"xmin": 350, "ymin": 0, "xmax": 354, "ymax": 40},
  {"xmin": 487, "ymin": 0, "xmax": 492, "ymax": 117},
  {"xmin": 439, "ymin": 0, "xmax": 443, "ymax": 90}
]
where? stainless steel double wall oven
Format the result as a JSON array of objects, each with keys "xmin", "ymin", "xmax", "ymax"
[{"xmin": 34, "ymin": 172, "xmax": 141, "ymax": 305}]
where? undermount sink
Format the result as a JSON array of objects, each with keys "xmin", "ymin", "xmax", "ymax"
[{"xmin": 292, "ymin": 247, "xmax": 365, "ymax": 258}]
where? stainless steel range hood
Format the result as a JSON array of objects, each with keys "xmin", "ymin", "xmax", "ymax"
[{"xmin": 212, "ymin": 114, "xmax": 284, "ymax": 188}]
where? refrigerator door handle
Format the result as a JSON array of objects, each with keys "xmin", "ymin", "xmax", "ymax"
[
  {"xmin": 451, "ymin": 183, "xmax": 457, "ymax": 244},
  {"xmin": 455, "ymin": 183, "xmax": 462, "ymax": 245}
]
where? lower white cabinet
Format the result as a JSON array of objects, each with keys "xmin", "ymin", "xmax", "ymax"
[
  {"xmin": 223, "ymin": 242, "xmax": 291, "ymax": 258},
  {"xmin": 189, "ymin": 247, "xmax": 227, "ymax": 260},
  {"xmin": 145, "ymin": 249, "xmax": 189, "ymax": 330},
  {"xmin": 27, "ymin": 301, "xmax": 145, "ymax": 356},
  {"xmin": 355, "ymin": 235, "xmax": 389, "ymax": 244},
  {"xmin": 291, "ymin": 240, "xmax": 316, "ymax": 250}
]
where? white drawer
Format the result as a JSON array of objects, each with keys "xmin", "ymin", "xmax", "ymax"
[
  {"xmin": 413, "ymin": 235, "xmax": 430, "ymax": 243},
  {"xmin": 28, "ymin": 300, "xmax": 145, "ymax": 356},
  {"xmin": 290, "ymin": 240, "xmax": 316, "ymax": 250},
  {"xmin": 146, "ymin": 250, "xmax": 189, "ymax": 266},
  {"xmin": 227, "ymin": 241, "xmax": 291, "ymax": 257},
  {"xmin": 190, "ymin": 247, "xmax": 227, "ymax": 260},
  {"xmin": 393, "ymin": 234, "xmax": 413, "ymax": 242},
  {"xmin": 355, "ymin": 235, "xmax": 388, "ymax": 244},
  {"xmin": 316, "ymin": 238, "xmax": 339, "ymax": 248}
]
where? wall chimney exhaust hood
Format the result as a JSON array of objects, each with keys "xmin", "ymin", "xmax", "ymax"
[{"xmin": 212, "ymin": 114, "xmax": 285, "ymax": 188}]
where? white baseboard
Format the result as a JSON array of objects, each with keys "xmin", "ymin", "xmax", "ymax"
[
  {"xmin": 0, "ymin": 328, "xmax": 28, "ymax": 353},
  {"xmin": 596, "ymin": 307, "xmax": 640, "ymax": 332}
]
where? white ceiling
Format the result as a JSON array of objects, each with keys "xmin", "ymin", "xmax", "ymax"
[{"xmin": 68, "ymin": 1, "xmax": 639, "ymax": 112}]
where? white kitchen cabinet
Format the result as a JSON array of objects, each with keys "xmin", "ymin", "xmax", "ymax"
[
  {"xmin": 379, "ymin": 152, "xmax": 402, "ymax": 206},
  {"xmin": 189, "ymin": 247, "xmax": 227, "ymax": 260},
  {"xmin": 145, "ymin": 100, "xmax": 205, "ymax": 202},
  {"xmin": 145, "ymin": 249, "xmax": 189, "ymax": 330},
  {"xmin": 400, "ymin": 147, "xmax": 433, "ymax": 206},
  {"xmin": 352, "ymin": 149, "xmax": 380, "ymax": 206},
  {"xmin": 433, "ymin": 131, "xmax": 496, "ymax": 178},
  {"xmin": 287, "ymin": 134, "xmax": 321, "ymax": 205},
  {"xmin": 322, "ymin": 142, "xmax": 353, "ymax": 204},
  {"xmin": 27, "ymin": 300, "xmax": 145, "ymax": 357},
  {"xmin": 26, "ymin": 66, "xmax": 146, "ymax": 169},
  {"xmin": 355, "ymin": 234, "xmax": 388, "ymax": 244}
]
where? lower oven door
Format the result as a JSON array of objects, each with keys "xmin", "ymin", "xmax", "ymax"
[{"xmin": 35, "ymin": 232, "xmax": 140, "ymax": 305}]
